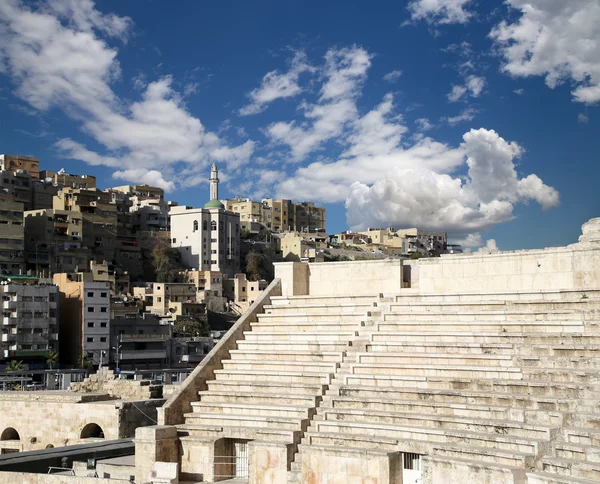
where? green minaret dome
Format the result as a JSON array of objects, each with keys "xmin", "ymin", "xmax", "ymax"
[{"xmin": 204, "ymin": 199, "xmax": 225, "ymax": 209}]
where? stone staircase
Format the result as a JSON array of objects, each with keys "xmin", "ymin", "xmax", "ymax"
[{"xmin": 292, "ymin": 289, "xmax": 600, "ymax": 483}]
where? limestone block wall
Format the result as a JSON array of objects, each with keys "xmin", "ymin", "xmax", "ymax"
[
  {"xmin": 0, "ymin": 473, "xmax": 126, "ymax": 484},
  {"xmin": 415, "ymin": 244, "xmax": 600, "ymax": 295},
  {"xmin": 0, "ymin": 393, "xmax": 163, "ymax": 451},
  {"xmin": 158, "ymin": 278, "xmax": 282, "ymax": 425}
]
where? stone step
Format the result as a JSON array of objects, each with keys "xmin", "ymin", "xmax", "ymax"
[
  {"xmin": 554, "ymin": 443, "xmax": 600, "ymax": 463},
  {"xmin": 522, "ymin": 368, "xmax": 600, "ymax": 384},
  {"xmin": 256, "ymin": 312, "xmax": 366, "ymax": 323},
  {"xmin": 269, "ymin": 295, "xmax": 378, "ymax": 307},
  {"xmin": 243, "ymin": 331, "xmax": 357, "ymax": 341},
  {"xmin": 370, "ymin": 332, "xmax": 600, "ymax": 345},
  {"xmin": 206, "ymin": 379, "xmax": 326, "ymax": 396},
  {"xmin": 382, "ymin": 310, "xmax": 587, "ymax": 322},
  {"xmin": 236, "ymin": 341, "xmax": 351, "ymax": 352},
  {"xmin": 310, "ymin": 420, "xmax": 544, "ymax": 453},
  {"xmin": 366, "ymin": 341, "xmax": 516, "ymax": 355},
  {"xmin": 525, "ymin": 471, "xmax": 598, "ymax": 484},
  {"xmin": 394, "ymin": 289, "xmax": 600, "ymax": 304},
  {"xmin": 228, "ymin": 349, "xmax": 345, "ymax": 362},
  {"xmin": 183, "ymin": 412, "xmax": 303, "ymax": 431},
  {"xmin": 336, "ymin": 385, "xmax": 578, "ymax": 411},
  {"xmin": 530, "ymin": 345, "xmax": 600, "ymax": 357},
  {"xmin": 178, "ymin": 424, "xmax": 300, "ymax": 443},
  {"xmin": 263, "ymin": 303, "xmax": 376, "ymax": 315},
  {"xmin": 354, "ymin": 352, "xmax": 515, "ymax": 367},
  {"xmin": 190, "ymin": 401, "xmax": 312, "ymax": 419},
  {"xmin": 213, "ymin": 369, "xmax": 332, "ymax": 385},
  {"xmin": 565, "ymin": 428, "xmax": 600, "ymax": 447},
  {"xmin": 542, "ymin": 457, "xmax": 600, "ymax": 481},
  {"xmin": 377, "ymin": 321, "xmax": 585, "ymax": 333},
  {"xmin": 221, "ymin": 359, "xmax": 339, "ymax": 373},
  {"xmin": 432, "ymin": 443, "xmax": 534, "ymax": 467},
  {"xmin": 519, "ymin": 356, "xmax": 600, "ymax": 370},
  {"xmin": 389, "ymin": 300, "xmax": 600, "ymax": 312},
  {"xmin": 250, "ymin": 321, "xmax": 364, "ymax": 331},
  {"xmin": 198, "ymin": 390, "xmax": 318, "ymax": 407},
  {"xmin": 321, "ymin": 395, "xmax": 565, "ymax": 426},
  {"xmin": 319, "ymin": 408, "xmax": 552, "ymax": 440},
  {"xmin": 568, "ymin": 414, "xmax": 600, "ymax": 431},
  {"xmin": 348, "ymin": 363, "xmax": 522, "ymax": 380}
]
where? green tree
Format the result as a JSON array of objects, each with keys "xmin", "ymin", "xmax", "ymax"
[
  {"xmin": 6, "ymin": 360, "xmax": 24, "ymax": 372},
  {"xmin": 46, "ymin": 351, "xmax": 59, "ymax": 369},
  {"xmin": 79, "ymin": 355, "xmax": 94, "ymax": 371},
  {"xmin": 151, "ymin": 237, "xmax": 185, "ymax": 282},
  {"xmin": 173, "ymin": 316, "xmax": 210, "ymax": 337}
]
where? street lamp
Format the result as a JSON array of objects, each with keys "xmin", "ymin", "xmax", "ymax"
[{"xmin": 111, "ymin": 341, "xmax": 122, "ymax": 373}]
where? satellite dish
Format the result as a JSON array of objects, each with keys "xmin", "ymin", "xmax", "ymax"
[
  {"xmin": 45, "ymin": 177, "xmax": 53, "ymax": 183},
  {"xmin": 58, "ymin": 168, "xmax": 65, "ymax": 174}
]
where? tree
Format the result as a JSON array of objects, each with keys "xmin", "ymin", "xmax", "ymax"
[
  {"xmin": 6, "ymin": 360, "xmax": 24, "ymax": 372},
  {"xmin": 150, "ymin": 237, "xmax": 185, "ymax": 282},
  {"xmin": 46, "ymin": 351, "xmax": 59, "ymax": 370},
  {"xmin": 173, "ymin": 316, "xmax": 210, "ymax": 337},
  {"xmin": 79, "ymin": 355, "xmax": 94, "ymax": 371}
]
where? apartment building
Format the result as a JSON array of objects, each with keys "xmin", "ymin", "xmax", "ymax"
[
  {"xmin": 395, "ymin": 228, "xmax": 447, "ymax": 255},
  {"xmin": 40, "ymin": 169, "xmax": 96, "ymax": 190},
  {"xmin": 181, "ymin": 269, "xmax": 226, "ymax": 311},
  {"xmin": 0, "ymin": 170, "xmax": 58, "ymax": 211},
  {"xmin": 0, "ymin": 193, "xmax": 25, "ymax": 276},
  {"xmin": 222, "ymin": 273, "xmax": 268, "ymax": 313},
  {"xmin": 0, "ymin": 281, "xmax": 59, "ymax": 366},
  {"xmin": 0, "ymin": 154, "xmax": 40, "ymax": 179},
  {"xmin": 278, "ymin": 232, "xmax": 327, "ymax": 262},
  {"xmin": 170, "ymin": 164, "xmax": 240, "ymax": 277},
  {"xmin": 105, "ymin": 190, "xmax": 142, "ymax": 279},
  {"xmin": 53, "ymin": 274, "xmax": 110, "ymax": 367},
  {"xmin": 226, "ymin": 197, "xmax": 326, "ymax": 233},
  {"xmin": 134, "ymin": 282, "xmax": 204, "ymax": 319},
  {"xmin": 23, "ymin": 209, "xmax": 89, "ymax": 276}
]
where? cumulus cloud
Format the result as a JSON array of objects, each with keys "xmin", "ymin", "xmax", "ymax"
[
  {"xmin": 266, "ymin": 46, "xmax": 371, "ymax": 160},
  {"xmin": 444, "ymin": 106, "xmax": 478, "ymax": 125},
  {"xmin": 239, "ymin": 51, "xmax": 314, "ymax": 115},
  {"xmin": 0, "ymin": 0, "xmax": 253, "ymax": 189},
  {"xmin": 383, "ymin": 70, "xmax": 402, "ymax": 83},
  {"xmin": 448, "ymin": 75, "xmax": 485, "ymax": 102},
  {"xmin": 578, "ymin": 113, "xmax": 589, "ymax": 124},
  {"xmin": 475, "ymin": 239, "xmax": 500, "ymax": 254},
  {"xmin": 491, "ymin": 0, "xmax": 600, "ymax": 104},
  {"xmin": 415, "ymin": 118, "xmax": 434, "ymax": 131},
  {"xmin": 112, "ymin": 169, "xmax": 175, "ymax": 191},
  {"xmin": 407, "ymin": 0, "xmax": 474, "ymax": 25}
]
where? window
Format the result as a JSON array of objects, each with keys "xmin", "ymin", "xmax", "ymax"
[
  {"xmin": 87, "ymin": 337, "xmax": 94, "ymax": 342},
  {"xmin": 100, "ymin": 292, "xmax": 107, "ymax": 298},
  {"xmin": 219, "ymin": 221, "xmax": 223, "ymax": 232},
  {"xmin": 100, "ymin": 322, "xmax": 107, "ymax": 328},
  {"xmin": 100, "ymin": 337, "xmax": 107, "ymax": 342},
  {"xmin": 211, "ymin": 238, "xmax": 217, "ymax": 242},
  {"xmin": 87, "ymin": 292, "xmax": 94, "ymax": 297},
  {"xmin": 211, "ymin": 250, "xmax": 217, "ymax": 254},
  {"xmin": 157, "ymin": 296, "xmax": 162, "ymax": 302},
  {"xmin": 193, "ymin": 220, "xmax": 198, "ymax": 232},
  {"xmin": 87, "ymin": 322, "xmax": 94, "ymax": 328},
  {"xmin": 242, "ymin": 287, "xmax": 246, "ymax": 292},
  {"xmin": 100, "ymin": 307, "xmax": 107, "ymax": 313},
  {"xmin": 172, "ymin": 238, "xmax": 176, "ymax": 243},
  {"xmin": 211, "ymin": 220, "xmax": 217, "ymax": 231},
  {"xmin": 211, "ymin": 260, "xmax": 216, "ymax": 264},
  {"xmin": 87, "ymin": 307, "xmax": 94, "ymax": 313},
  {"xmin": 251, "ymin": 287, "xmax": 255, "ymax": 291},
  {"xmin": 203, "ymin": 220, "xmax": 207, "ymax": 230}
]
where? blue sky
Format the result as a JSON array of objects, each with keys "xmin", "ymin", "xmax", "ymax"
[{"xmin": 0, "ymin": 0, "xmax": 598, "ymax": 250}]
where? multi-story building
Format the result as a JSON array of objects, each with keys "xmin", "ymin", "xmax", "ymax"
[
  {"xmin": 395, "ymin": 228, "xmax": 447, "ymax": 256},
  {"xmin": 0, "ymin": 193, "xmax": 25, "ymax": 276},
  {"xmin": 0, "ymin": 280, "xmax": 59, "ymax": 367},
  {"xmin": 134, "ymin": 282, "xmax": 204, "ymax": 319},
  {"xmin": 0, "ymin": 154, "xmax": 40, "ymax": 179},
  {"xmin": 181, "ymin": 269, "xmax": 226, "ymax": 311},
  {"xmin": 23, "ymin": 209, "xmax": 88, "ymax": 277},
  {"xmin": 110, "ymin": 313, "xmax": 171, "ymax": 370},
  {"xmin": 40, "ymin": 169, "xmax": 96, "ymax": 190},
  {"xmin": 277, "ymin": 232, "xmax": 328, "ymax": 262},
  {"xmin": 53, "ymin": 274, "xmax": 110, "ymax": 367},
  {"xmin": 225, "ymin": 197, "xmax": 326, "ymax": 233},
  {"xmin": 222, "ymin": 273, "xmax": 268, "ymax": 313},
  {"xmin": 105, "ymin": 190, "xmax": 142, "ymax": 279},
  {"xmin": 0, "ymin": 170, "xmax": 58, "ymax": 211},
  {"xmin": 170, "ymin": 164, "xmax": 240, "ymax": 277},
  {"xmin": 110, "ymin": 184, "xmax": 170, "ymax": 234}
]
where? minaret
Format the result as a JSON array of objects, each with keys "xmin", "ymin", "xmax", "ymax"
[{"xmin": 209, "ymin": 163, "xmax": 219, "ymax": 200}]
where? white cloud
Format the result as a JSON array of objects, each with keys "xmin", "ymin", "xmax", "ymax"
[
  {"xmin": 513, "ymin": 88, "xmax": 525, "ymax": 96},
  {"xmin": 407, "ymin": 0, "xmax": 474, "ymax": 25},
  {"xmin": 112, "ymin": 169, "xmax": 175, "ymax": 191},
  {"xmin": 444, "ymin": 106, "xmax": 478, "ymax": 125},
  {"xmin": 0, "ymin": 0, "xmax": 254, "ymax": 189},
  {"xmin": 578, "ymin": 113, "xmax": 589, "ymax": 124},
  {"xmin": 239, "ymin": 51, "xmax": 314, "ymax": 116},
  {"xmin": 447, "ymin": 85, "xmax": 467, "ymax": 102},
  {"xmin": 452, "ymin": 232, "xmax": 483, "ymax": 248},
  {"xmin": 448, "ymin": 75, "xmax": 485, "ymax": 102},
  {"xmin": 383, "ymin": 69, "xmax": 402, "ymax": 82},
  {"xmin": 475, "ymin": 239, "xmax": 499, "ymax": 254},
  {"xmin": 266, "ymin": 46, "xmax": 371, "ymax": 160},
  {"xmin": 491, "ymin": 0, "xmax": 600, "ymax": 104},
  {"xmin": 415, "ymin": 118, "xmax": 434, "ymax": 131}
]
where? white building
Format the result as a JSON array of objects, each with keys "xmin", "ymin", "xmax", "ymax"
[
  {"xmin": 0, "ymin": 281, "xmax": 59, "ymax": 366},
  {"xmin": 169, "ymin": 164, "xmax": 240, "ymax": 277}
]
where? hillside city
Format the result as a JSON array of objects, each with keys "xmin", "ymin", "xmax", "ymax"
[{"xmin": 0, "ymin": 154, "xmax": 455, "ymax": 376}]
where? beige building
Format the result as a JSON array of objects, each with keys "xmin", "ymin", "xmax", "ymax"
[
  {"xmin": 181, "ymin": 269, "xmax": 226, "ymax": 311},
  {"xmin": 40, "ymin": 169, "xmax": 96, "ymax": 190},
  {"xmin": 225, "ymin": 197, "xmax": 326, "ymax": 233},
  {"xmin": 170, "ymin": 164, "xmax": 241, "ymax": 277},
  {"xmin": 0, "ymin": 154, "xmax": 39, "ymax": 179},
  {"xmin": 0, "ymin": 170, "xmax": 57, "ymax": 211},
  {"xmin": 23, "ymin": 209, "xmax": 89, "ymax": 276},
  {"xmin": 135, "ymin": 282, "xmax": 204, "ymax": 319},
  {"xmin": 222, "ymin": 273, "xmax": 268, "ymax": 313},
  {"xmin": 53, "ymin": 274, "xmax": 111, "ymax": 367},
  {"xmin": 0, "ymin": 281, "xmax": 59, "ymax": 366},
  {"xmin": 0, "ymin": 193, "xmax": 25, "ymax": 276},
  {"xmin": 278, "ymin": 231, "xmax": 327, "ymax": 262}
]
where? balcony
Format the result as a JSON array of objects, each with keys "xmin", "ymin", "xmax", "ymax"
[
  {"xmin": 8, "ymin": 349, "xmax": 50, "ymax": 358},
  {"xmin": 119, "ymin": 333, "xmax": 169, "ymax": 343},
  {"xmin": 1, "ymin": 334, "xmax": 16, "ymax": 343},
  {"xmin": 2, "ymin": 301, "xmax": 17, "ymax": 310},
  {"xmin": 120, "ymin": 349, "xmax": 167, "ymax": 360},
  {"xmin": 2, "ymin": 317, "xmax": 18, "ymax": 326}
]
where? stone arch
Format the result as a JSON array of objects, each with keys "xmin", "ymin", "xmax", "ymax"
[
  {"xmin": 80, "ymin": 423, "xmax": 105, "ymax": 439},
  {"xmin": 45, "ymin": 444, "xmax": 54, "ymax": 449},
  {"xmin": 1, "ymin": 428, "xmax": 20, "ymax": 441}
]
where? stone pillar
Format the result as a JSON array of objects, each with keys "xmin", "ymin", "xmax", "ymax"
[
  {"xmin": 274, "ymin": 262, "xmax": 310, "ymax": 297},
  {"xmin": 249, "ymin": 441, "xmax": 294, "ymax": 484},
  {"xmin": 135, "ymin": 425, "xmax": 179, "ymax": 484},
  {"xmin": 179, "ymin": 435, "xmax": 219, "ymax": 482}
]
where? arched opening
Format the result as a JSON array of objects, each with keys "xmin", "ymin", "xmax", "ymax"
[
  {"xmin": 80, "ymin": 423, "xmax": 105, "ymax": 439},
  {"xmin": 1, "ymin": 428, "xmax": 20, "ymax": 441},
  {"xmin": 45, "ymin": 444, "xmax": 54, "ymax": 449}
]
